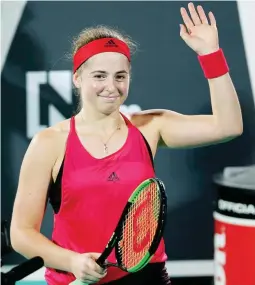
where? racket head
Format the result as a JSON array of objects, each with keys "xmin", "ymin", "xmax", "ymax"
[{"xmin": 115, "ymin": 177, "xmax": 167, "ymax": 272}]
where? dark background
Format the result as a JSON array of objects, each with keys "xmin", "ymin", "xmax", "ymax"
[{"xmin": 1, "ymin": 1, "xmax": 255, "ymax": 269}]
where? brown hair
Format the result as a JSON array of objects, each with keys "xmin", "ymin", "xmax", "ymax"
[
  {"xmin": 72, "ymin": 25, "xmax": 137, "ymax": 111},
  {"xmin": 72, "ymin": 25, "xmax": 137, "ymax": 61}
]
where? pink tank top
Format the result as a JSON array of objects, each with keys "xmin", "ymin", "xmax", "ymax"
[{"xmin": 45, "ymin": 115, "xmax": 167, "ymax": 284}]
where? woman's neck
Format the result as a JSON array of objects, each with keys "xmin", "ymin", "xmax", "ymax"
[{"xmin": 77, "ymin": 108, "xmax": 124, "ymax": 134}]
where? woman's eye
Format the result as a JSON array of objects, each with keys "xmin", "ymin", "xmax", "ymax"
[
  {"xmin": 94, "ymin": 74, "xmax": 106, "ymax": 79},
  {"xmin": 116, "ymin": 75, "xmax": 126, "ymax": 80}
]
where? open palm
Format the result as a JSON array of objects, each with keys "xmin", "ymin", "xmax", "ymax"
[{"xmin": 180, "ymin": 2, "xmax": 219, "ymax": 55}]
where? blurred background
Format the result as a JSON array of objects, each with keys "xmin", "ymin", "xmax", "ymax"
[{"xmin": 1, "ymin": 1, "xmax": 255, "ymax": 285}]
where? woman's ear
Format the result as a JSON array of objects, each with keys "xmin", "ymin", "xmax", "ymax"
[{"xmin": 73, "ymin": 72, "xmax": 81, "ymax": 88}]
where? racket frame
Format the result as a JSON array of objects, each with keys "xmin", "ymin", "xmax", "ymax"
[{"xmin": 97, "ymin": 178, "xmax": 167, "ymax": 272}]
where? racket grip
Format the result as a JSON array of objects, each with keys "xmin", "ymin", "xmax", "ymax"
[{"xmin": 69, "ymin": 280, "xmax": 88, "ymax": 285}]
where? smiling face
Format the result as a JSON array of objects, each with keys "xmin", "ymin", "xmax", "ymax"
[{"xmin": 73, "ymin": 52, "xmax": 131, "ymax": 115}]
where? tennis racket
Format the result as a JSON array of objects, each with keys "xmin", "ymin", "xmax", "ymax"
[{"xmin": 70, "ymin": 177, "xmax": 167, "ymax": 285}]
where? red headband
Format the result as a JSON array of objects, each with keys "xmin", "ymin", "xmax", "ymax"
[{"xmin": 73, "ymin": 38, "xmax": 131, "ymax": 73}]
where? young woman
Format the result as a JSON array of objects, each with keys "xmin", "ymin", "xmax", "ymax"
[{"xmin": 10, "ymin": 3, "xmax": 242, "ymax": 285}]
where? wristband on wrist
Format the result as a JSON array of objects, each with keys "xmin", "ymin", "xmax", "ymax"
[{"xmin": 198, "ymin": 48, "xmax": 229, "ymax": 79}]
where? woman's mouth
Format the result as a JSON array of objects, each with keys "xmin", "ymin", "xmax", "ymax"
[{"xmin": 98, "ymin": 95, "xmax": 119, "ymax": 102}]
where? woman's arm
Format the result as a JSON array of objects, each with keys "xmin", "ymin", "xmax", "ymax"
[{"xmin": 10, "ymin": 128, "xmax": 77, "ymax": 272}]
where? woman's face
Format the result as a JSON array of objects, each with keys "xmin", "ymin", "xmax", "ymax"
[{"xmin": 73, "ymin": 52, "xmax": 131, "ymax": 115}]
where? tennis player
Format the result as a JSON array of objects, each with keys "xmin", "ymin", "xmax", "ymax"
[{"xmin": 10, "ymin": 3, "xmax": 242, "ymax": 285}]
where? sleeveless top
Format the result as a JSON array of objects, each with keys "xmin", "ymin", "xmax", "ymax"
[{"xmin": 45, "ymin": 115, "xmax": 167, "ymax": 285}]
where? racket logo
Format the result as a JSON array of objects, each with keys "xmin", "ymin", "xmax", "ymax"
[{"xmin": 133, "ymin": 191, "xmax": 152, "ymax": 253}]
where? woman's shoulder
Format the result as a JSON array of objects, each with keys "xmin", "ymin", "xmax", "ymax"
[
  {"xmin": 128, "ymin": 109, "xmax": 165, "ymax": 129},
  {"xmin": 29, "ymin": 118, "xmax": 71, "ymax": 155}
]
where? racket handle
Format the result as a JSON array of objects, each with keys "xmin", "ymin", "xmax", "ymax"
[{"xmin": 69, "ymin": 280, "xmax": 88, "ymax": 285}]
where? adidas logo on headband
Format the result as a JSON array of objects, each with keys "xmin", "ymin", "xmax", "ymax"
[
  {"xmin": 104, "ymin": 39, "xmax": 118, "ymax": 47},
  {"xmin": 73, "ymin": 38, "xmax": 130, "ymax": 73}
]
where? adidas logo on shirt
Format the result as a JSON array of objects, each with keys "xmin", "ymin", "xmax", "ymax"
[{"xmin": 107, "ymin": 172, "xmax": 119, "ymax": 182}]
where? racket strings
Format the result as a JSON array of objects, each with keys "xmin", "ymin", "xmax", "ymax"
[{"xmin": 118, "ymin": 183, "xmax": 161, "ymax": 269}]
